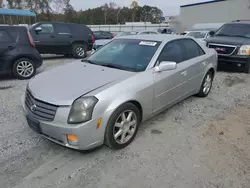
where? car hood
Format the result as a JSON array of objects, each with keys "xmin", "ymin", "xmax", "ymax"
[
  {"xmin": 205, "ymin": 36, "xmax": 250, "ymax": 46},
  {"xmin": 28, "ymin": 61, "xmax": 136, "ymax": 106}
]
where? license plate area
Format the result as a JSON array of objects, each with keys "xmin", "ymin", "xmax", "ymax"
[{"xmin": 26, "ymin": 115, "xmax": 41, "ymax": 134}]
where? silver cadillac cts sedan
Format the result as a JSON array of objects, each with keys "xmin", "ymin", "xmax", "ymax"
[{"xmin": 21, "ymin": 34, "xmax": 217, "ymax": 150}]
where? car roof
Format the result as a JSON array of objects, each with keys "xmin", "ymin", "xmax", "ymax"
[
  {"xmin": 95, "ymin": 39, "xmax": 111, "ymax": 44},
  {"xmin": 0, "ymin": 25, "xmax": 27, "ymax": 30},
  {"xmin": 116, "ymin": 34, "xmax": 192, "ymax": 42},
  {"xmin": 231, "ymin": 20, "xmax": 250, "ymax": 24},
  {"xmin": 36, "ymin": 21, "xmax": 87, "ymax": 26}
]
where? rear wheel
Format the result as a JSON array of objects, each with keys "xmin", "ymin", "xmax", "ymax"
[
  {"xmin": 105, "ymin": 103, "xmax": 140, "ymax": 150},
  {"xmin": 72, "ymin": 43, "xmax": 87, "ymax": 58},
  {"xmin": 197, "ymin": 71, "xmax": 213, "ymax": 97},
  {"xmin": 12, "ymin": 58, "xmax": 36, "ymax": 80}
]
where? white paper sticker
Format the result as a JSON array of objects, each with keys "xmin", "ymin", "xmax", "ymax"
[{"xmin": 139, "ymin": 41, "xmax": 157, "ymax": 46}]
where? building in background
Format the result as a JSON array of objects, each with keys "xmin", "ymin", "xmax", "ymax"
[{"xmin": 179, "ymin": 0, "xmax": 250, "ymax": 30}]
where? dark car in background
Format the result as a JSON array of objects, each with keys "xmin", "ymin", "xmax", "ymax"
[
  {"xmin": 93, "ymin": 30, "xmax": 115, "ymax": 40},
  {"xmin": 0, "ymin": 25, "xmax": 43, "ymax": 79},
  {"xmin": 206, "ymin": 20, "xmax": 250, "ymax": 73},
  {"xmin": 29, "ymin": 22, "xmax": 95, "ymax": 58}
]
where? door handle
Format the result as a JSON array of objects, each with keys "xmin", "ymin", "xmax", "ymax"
[
  {"xmin": 181, "ymin": 71, "xmax": 187, "ymax": 76},
  {"xmin": 7, "ymin": 46, "xmax": 14, "ymax": 50}
]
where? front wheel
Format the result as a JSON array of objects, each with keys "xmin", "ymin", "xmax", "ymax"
[
  {"xmin": 244, "ymin": 67, "xmax": 250, "ymax": 74},
  {"xmin": 105, "ymin": 103, "xmax": 140, "ymax": 150},
  {"xmin": 72, "ymin": 43, "xmax": 87, "ymax": 58},
  {"xmin": 12, "ymin": 58, "xmax": 36, "ymax": 80},
  {"xmin": 196, "ymin": 71, "xmax": 213, "ymax": 97}
]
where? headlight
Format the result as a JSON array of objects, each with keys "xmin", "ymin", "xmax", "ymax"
[
  {"xmin": 68, "ymin": 96, "xmax": 98, "ymax": 124},
  {"xmin": 237, "ymin": 45, "xmax": 250, "ymax": 55}
]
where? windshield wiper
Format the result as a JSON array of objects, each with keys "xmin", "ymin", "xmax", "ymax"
[
  {"xmin": 230, "ymin": 35, "xmax": 249, "ymax": 38},
  {"xmin": 215, "ymin": 34, "xmax": 230, "ymax": 37},
  {"xmin": 81, "ymin": 59, "xmax": 98, "ymax": 65},
  {"xmin": 100, "ymin": 63, "xmax": 137, "ymax": 72}
]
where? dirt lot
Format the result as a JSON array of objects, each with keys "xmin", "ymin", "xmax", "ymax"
[{"xmin": 0, "ymin": 57, "xmax": 250, "ymax": 188}]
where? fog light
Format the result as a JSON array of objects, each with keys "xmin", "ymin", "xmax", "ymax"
[{"xmin": 66, "ymin": 134, "xmax": 79, "ymax": 146}]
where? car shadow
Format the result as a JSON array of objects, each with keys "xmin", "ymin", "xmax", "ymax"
[
  {"xmin": 0, "ymin": 74, "xmax": 16, "ymax": 81},
  {"xmin": 42, "ymin": 55, "xmax": 67, "ymax": 60},
  {"xmin": 217, "ymin": 68, "xmax": 247, "ymax": 74}
]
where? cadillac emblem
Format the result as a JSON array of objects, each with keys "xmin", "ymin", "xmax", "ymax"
[{"xmin": 30, "ymin": 104, "xmax": 37, "ymax": 112}]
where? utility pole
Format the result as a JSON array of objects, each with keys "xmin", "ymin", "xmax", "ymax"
[{"xmin": 116, "ymin": 9, "xmax": 122, "ymax": 24}]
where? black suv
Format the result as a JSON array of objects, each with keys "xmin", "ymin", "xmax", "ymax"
[
  {"xmin": 206, "ymin": 20, "xmax": 250, "ymax": 73},
  {"xmin": 29, "ymin": 22, "xmax": 95, "ymax": 58},
  {"xmin": 0, "ymin": 26, "xmax": 43, "ymax": 79}
]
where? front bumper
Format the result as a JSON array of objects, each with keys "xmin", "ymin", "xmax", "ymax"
[
  {"xmin": 218, "ymin": 55, "xmax": 250, "ymax": 70},
  {"xmin": 21, "ymin": 95, "xmax": 108, "ymax": 150}
]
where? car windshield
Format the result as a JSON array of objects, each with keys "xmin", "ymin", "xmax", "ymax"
[
  {"xmin": 87, "ymin": 39, "xmax": 161, "ymax": 72},
  {"xmin": 186, "ymin": 31, "xmax": 207, "ymax": 38},
  {"xmin": 215, "ymin": 23, "xmax": 250, "ymax": 38},
  {"xmin": 116, "ymin": 31, "xmax": 138, "ymax": 37}
]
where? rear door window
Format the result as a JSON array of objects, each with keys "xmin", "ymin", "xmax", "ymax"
[
  {"xmin": 158, "ymin": 40, "xmax": 184, "ymax": 63},
  {"xmin": 56, "ymin": 24, "xmax": 71, "ymax": 34},
  {"xmin": 0, "ymin": 30, "xmax": 12, "ymax": 43},
  {"xmin": 181, "ymin": 39, "xmax": 205, "ymax": 60}
]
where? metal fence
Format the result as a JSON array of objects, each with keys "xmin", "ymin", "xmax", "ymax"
[{"xmin": 88, "ymin": 23, "xmax": 170, "ymax": 34}]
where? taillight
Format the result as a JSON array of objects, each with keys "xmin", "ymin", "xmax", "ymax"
[
  {"xmin": 27, "ymin": 31, "xmax": 35, "ymax": 47},
  {"xmin": 91, "ymin": 34, "xmax": 95, "ymax": 44}
]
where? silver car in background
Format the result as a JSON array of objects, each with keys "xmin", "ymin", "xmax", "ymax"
[
  {"xmin": 185, "ymin": 30, "xmax": 210, "ymax": 43},
  {"xmin": 21, "ymin": 35, "xmax": 217, "ymax": 150},
  {"xmin": 92, "ymin": 30, "xmax": 160, "ymax": 53}
]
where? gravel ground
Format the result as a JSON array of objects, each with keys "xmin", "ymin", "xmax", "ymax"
[{"xmin": 0, "ymin": 57, "xmax": 250, "ymax": 188}]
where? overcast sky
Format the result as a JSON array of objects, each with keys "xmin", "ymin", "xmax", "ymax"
[{"xmin": 70, "ymin": 0, "xmax": 211, "ymax": 15}]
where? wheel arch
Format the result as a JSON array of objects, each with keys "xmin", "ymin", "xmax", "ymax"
[
  {"xmin": 72, "ymin": 40, "xmax": 88, "ymax": 46},
  {"xmin": 9, "ymin": 55, "xmax": 35, "ymax": 71},
  {"xmin": 105, "ymin": 99, "xmax": 143, "ymax": 124}
]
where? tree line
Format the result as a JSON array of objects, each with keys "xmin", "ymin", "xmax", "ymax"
[{"xmin": 1, "ymin": 0, "xmax": 164, "ymax": 25}]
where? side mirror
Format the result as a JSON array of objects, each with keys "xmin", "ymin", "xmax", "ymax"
[
  {"xmin": 154, "ymin": 61, "xmax": 177, "ymax": 72},
  {"xmin": 209, "ymin": 30, "xmax": 215, "ymax": 36},
  {"xmin": 35, "ymin": 27, "xmax": 42, "ymax": 33}
]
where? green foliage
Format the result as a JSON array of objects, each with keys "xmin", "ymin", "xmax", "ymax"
[{"xmin": 5, "ymin": 0, "xmax": 163, "ymax": 24}]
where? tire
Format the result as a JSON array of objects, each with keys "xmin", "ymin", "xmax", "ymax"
[
  {"xmin": 72, "ymin": 43, "xmax": 87, "ymax": 58},
  {"xmin": 244, "ymin": 67, "xmax": 250, "ymax": 74},
  {"xmin": 12, "ymin": 58, "xmax": 36, "ymax": 80},
  {"xmin": 197, "ymin": 71, "xmax": 214, "ymax": 97},
  {"xmin": 105, "ymin": 103, "xmax": 141, "ymax": 150}
]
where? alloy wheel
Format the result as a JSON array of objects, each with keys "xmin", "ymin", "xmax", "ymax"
[
  {"xmin": 16, "ymin": 61, "xmax": 34, "ymax": 78},
  {"xmin": 203, "ymin": 74, "xmax": 212, "ymax": 94},
  {"xmin": 113, "ymin": 110, "xmax": 138, "ymax": 144},
  {"xmin": 76, "ymin": 47, "xmax": 85, "ymax": 57}
]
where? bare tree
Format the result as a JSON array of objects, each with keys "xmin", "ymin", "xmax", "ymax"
[
  {"xmin": 130, "ymin": 0, "xmax": 139, "ymax": 22},
  {"xmin": 0, "ymin": 0, "xmax": 3, "ymax": 7}
]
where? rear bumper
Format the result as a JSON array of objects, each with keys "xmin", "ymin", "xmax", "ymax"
[
  {"xmin": 32, "ymin": 50, "xmax": 43, "ymax": 68},
  {"xmin": 218, "ymin": 55, "xmax": 250, "ymax": 70},
  {"xmin": 87, "ymin": 43, "xmax": 93, "ymax": 51}
]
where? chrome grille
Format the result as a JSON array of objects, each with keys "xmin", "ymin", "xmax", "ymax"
[
  {"xmin": 25, "ymin": 89, "xmax": 58, "ymax": 121},
  {"xmin": 208, "ymin": 43, "xmax": 237, "ymax": 55}
]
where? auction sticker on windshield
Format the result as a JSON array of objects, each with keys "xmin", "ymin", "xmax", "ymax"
[{"xmin": 139, "ymin": 41, "xmax": 157, "ymax": 46}]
